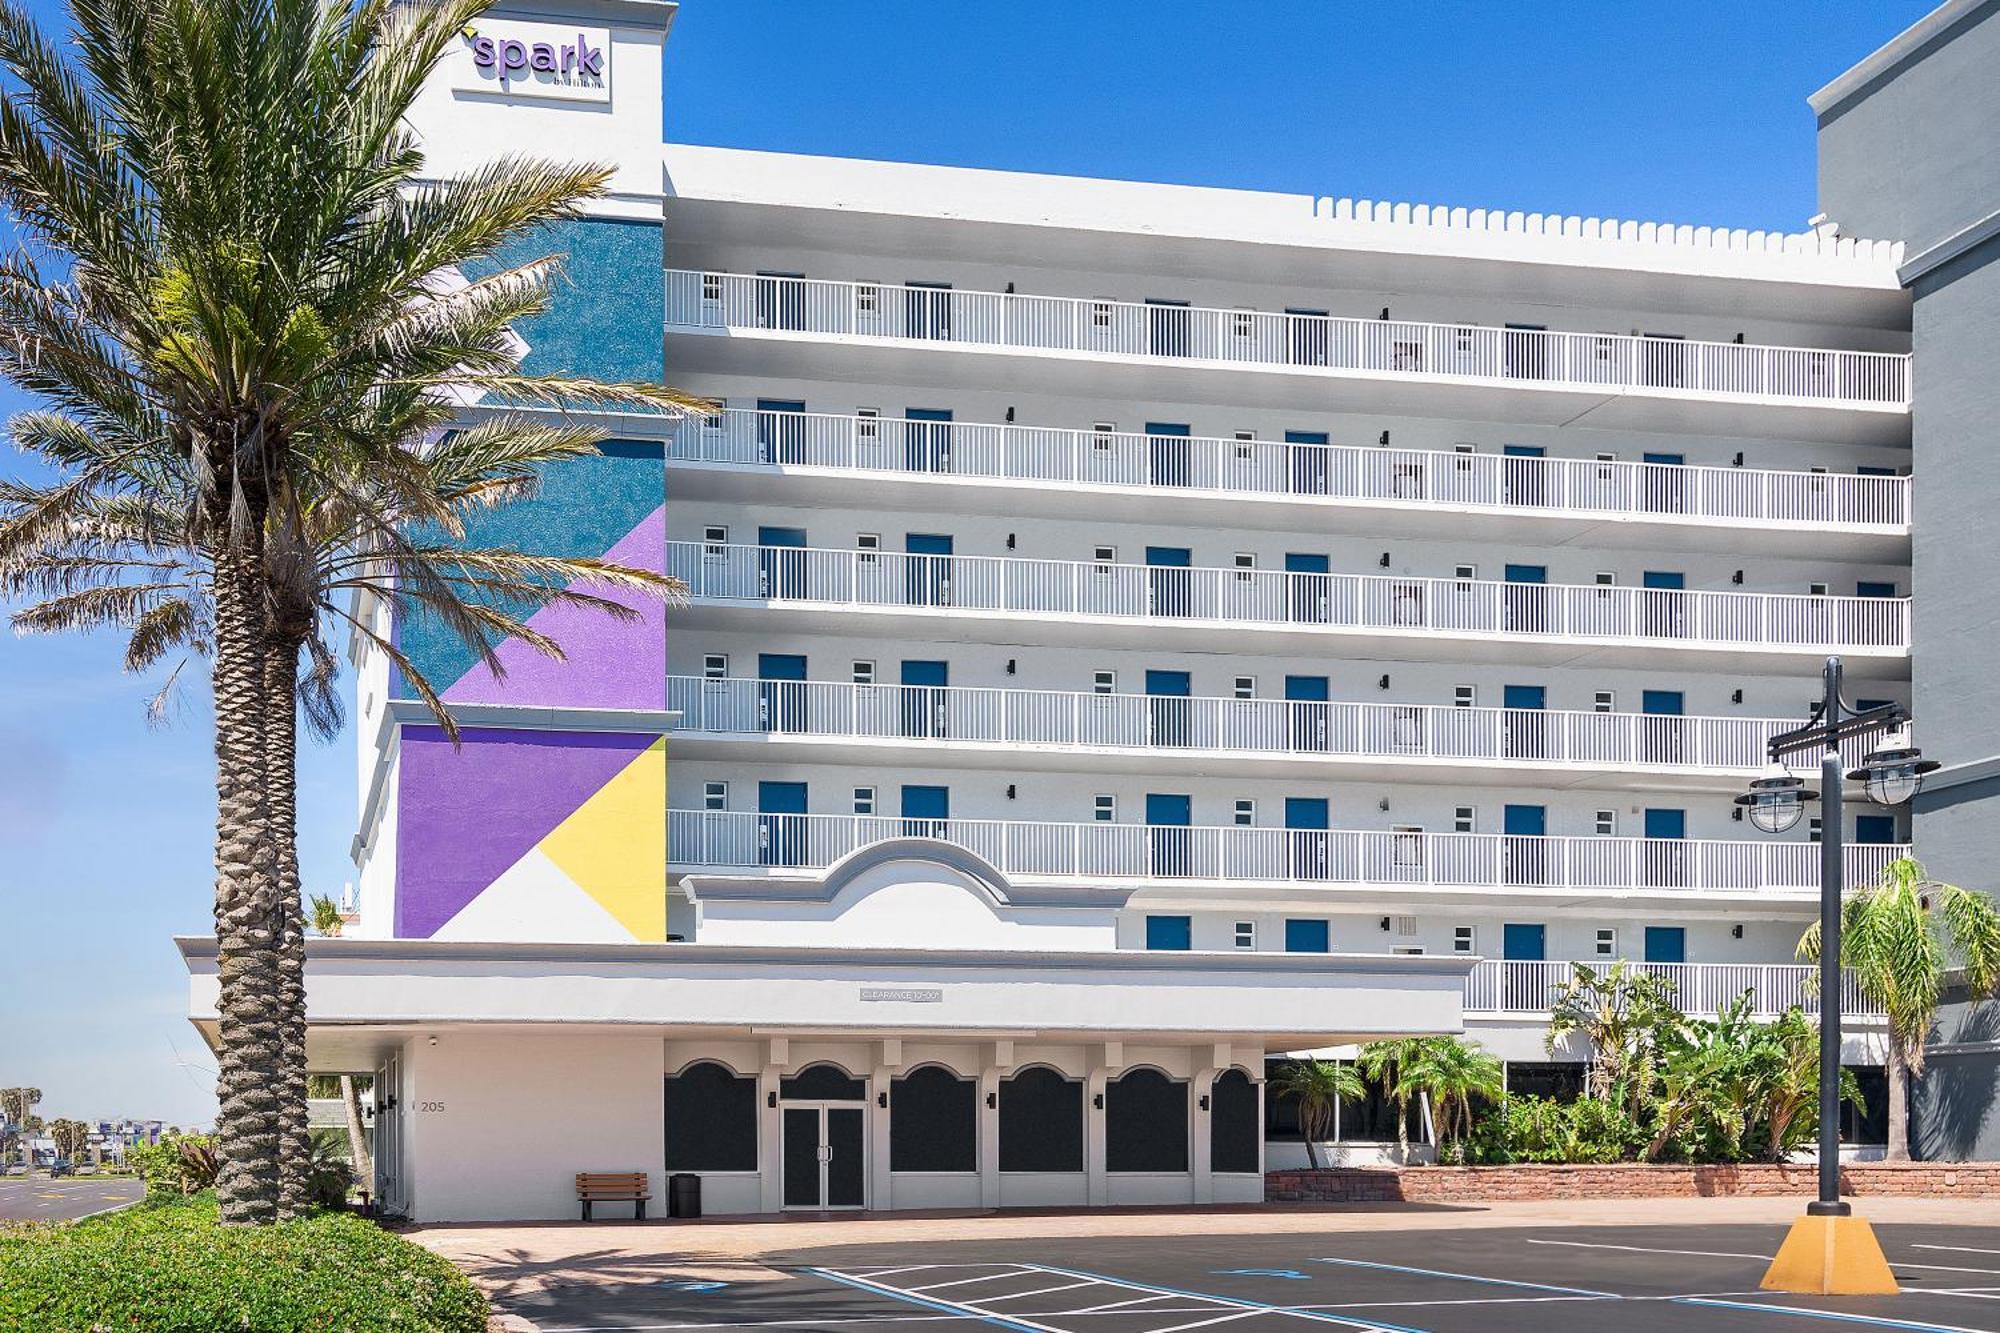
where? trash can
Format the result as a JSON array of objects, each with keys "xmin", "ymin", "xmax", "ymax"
[{"xmin": 668, "ymin": 1172, "xmax": 701, "ymax": 1219}]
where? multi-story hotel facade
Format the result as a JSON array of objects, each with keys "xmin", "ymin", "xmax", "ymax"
[{"xmin": 181, "ymin": 0, "xmax": 1955, "ymax": 1221}]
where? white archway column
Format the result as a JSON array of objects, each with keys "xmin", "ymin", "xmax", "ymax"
[
  {"xmin": 1086, "ymin": 1042, "xmax": 1118, "ymax": 1206},
  {"xmin": 757, "ymin": 1037, "xmax": 787, "ymax": 1214},
  {"xmin": 979, "ymin": 1040, "xmax": 1010, "ymax": 1208},
  {"xmin": 1191, "ymin": 1047, "xmax": 1221, "ymax": 1205},
  {"xmin": 870, "ymin": 1039, "xmax": 900, "ymax": 1211}
]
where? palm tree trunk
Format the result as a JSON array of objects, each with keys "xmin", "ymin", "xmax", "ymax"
[
  {"xmin": 209, "ymin": 541, "xmax": 283, "ymax": 1226},
  {"xmin": 266, "ymin": 635, "xmax": 312, "ymax": 1219},
  {"xmin": 1885, "ymin": 1038, "xmax": 1911, "ymax": 1163},
  {"xmin": 340, "ymin": 1075, "xmax": 373, "ymax": 1188}
]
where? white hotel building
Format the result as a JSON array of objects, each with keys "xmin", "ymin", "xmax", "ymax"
[{"xmin": 182, "ymin": 0, "xmax": 1920, "ymax": 1220}]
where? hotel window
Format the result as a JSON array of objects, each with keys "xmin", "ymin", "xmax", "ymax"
[
  {"xmin": 1595, "ymin": 810, "xmax": 1617, "ymax": 835},
  {"xmin": 1233, "ymin": 799, "xmax": 1256, "ymax": 826},
  {"xmin": 702, "ymin": 654, "xmax": 728, "ymax": 680},
  {"xmin": 1809, "ymin": 817, "xmax": 1823, "ymax": 843},
  {"xmin": 1233, "ymin": 676, "xmax": 1256, "ymax": 700},
  {"xmin": 700, "ymin": 272, "xmax": 721, "ymax": 303},
  {"xmin": 1392, "ymin": 825, "xmax": 1425, "ymax": 868},
  {"xmin": 856, "ymin": 407, "xmax": 879, "ymax": 441},
  {"xmin": 1595, "ymin": 571, "xmax": 1616, "ymax": 586},
  {"xmin": 1595, "ymin": 928, "xmax": 1617, "ymax": 957},
  {"xmin": 1234, "ymin": 552, "xmax": 1256, "ymax": 581},
  {"xmin": 1093, "ymin": 794, "xmax": 1116, "ymax": 823},
  {"xmin": 1454, "ymin": 684, "xmax": 1476, "ymax": 708},
  {"xmin": 703, "ymin": 524, "xmax": 728, "ymax": 558},
  {"xmin": 1810, "ymin": 582, "xmax": 1829, "ymax": 597},
  {"xmin": 1453, "ymin": 925, "xmax": 1475, "ymax": 954},
  {"xmin": 1454, "ymin": 806, "xmax": 1475, "ymax": 834},
  {"xmin": 1233, "ymin": 309, "xmax": 1256, "ymax": 339},
  {"xmin": 1092, "ymin": 421, "xmax": 1116, "ymax": 451},
  {"xmin": 1090, "ymin": 300, "xmax": 1113, "ymax": 329},
  {"xmin": 852, "ymin": 660, "xmax": 875, "ymax": 685},
  {"xmin": 1233, "ymin": 430, "xmax": 1256, "ymax": 460},
  {"xmin": 703, "ymin": 781, "xmax": 728, "ymax": 811},
  {"xmin": 857, "ymin": 532, "xmax": 880, "ymax": 566},
  {"xmin": 1234, "ymin": 921, "xmax": 1256, "ymax": 950},
  {"xmin": 1594, "ymin": 690, "xmax": 1615, "ymax": 713},
  {"xmin": 1454, "ymin": 326, "xmax": 1475, "ymax": 354},
  {"xmin": 1454, "ymin": 563, "xmax": 1477, "ymax": 584},
  {"xmin": 1093, "ymin": 545, "xmax": 1116, "ymax": 572},
  {"xmin": 853, "ymin": 786, "xmax": 876, "ymax": 816},
  {"xmin": 856, "ymin": 283, "xmax": 879, "ymax": 316},
  {"xmin": 1093, "ymin": 670, "xmax": 1116, "ymax": 695}
]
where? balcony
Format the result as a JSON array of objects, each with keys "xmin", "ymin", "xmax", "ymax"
[
  {"xmin": 663, "ymin": 270, "xmax": 1912, "ymax": 442},
  {"xmin": 669, "ymin": 810, "xmax": 1905, "ymax": 900},
  {"xmin": 667, "ymin": 676, "xmax": 1803, "ymax": 791},
  {"xmin": 1464, "ymin": 960, "xmax": 1883, "ymax": 1020},
  {"xmin": 668, "ymin": 409, "xmax": 1910, "ymax": 556},
  {"xmin": 668, "ymin": 542, "xmax": 1912, "ymax": 671}
]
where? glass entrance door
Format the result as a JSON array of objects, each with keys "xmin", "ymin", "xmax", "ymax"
[{"xmin": 781, "ymin": 1105, "xmax": 866, "ymax": 1209}]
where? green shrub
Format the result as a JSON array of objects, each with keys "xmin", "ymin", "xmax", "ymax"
[
  {"xmin": 1469, "ymin": 1095, "xmax": 1647, "ymax": 1165},
  {"xmin": 127, "ymin": 1133, "xmax": 220, "ymax": 1198},
  {"xmin": 0, "ymin": 1193, "xmax": 488, "ymax": 1332}
]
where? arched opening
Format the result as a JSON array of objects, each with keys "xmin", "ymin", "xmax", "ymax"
[
  {"xmin": 890, "ymin": 1065, "xmax": 977, "ymax": 1172},
  {"xmin": 663, "ymin": 1060, "xmax": 758, "ymax": 1172},
  {"xmin": 781, "ymin": 1062, "xmax": 866, "ymax": 1101},
  {"xmin": 999, "ymin": 1066, "xmax": 1083, "ymax": 1172},
  {"xmin": 1106, "ymin": 1067, "xmax": 1188, "ymax": 1173},
  {"xmin": 1209, "ymin": 1068, "xmax": 1260, "ymax": 1174}
]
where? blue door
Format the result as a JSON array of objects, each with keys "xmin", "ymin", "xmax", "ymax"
[
  {"xmin": 1284, "ymin": 552, "xmax": 1330, "ymax": 624},
  {"xmin": 1504, "ymin": 563, "xmax": 1549, "ymax": 633},
  {"xmin": 1146, "ymin": 915, "xmax": 1192, "ymax": 951},
  {"xmin": 1146, "ymin": 793, "xmax": 1193, "ymax": 877},
  {"xmin": 1146, "ymin": 546, "xmax": 1194, "ymax": 618},
  {"xmin": 1285, "ymin": 429, "xmax": 1330, "ymax": 494},
  {"xmin": 1855, "ymin": 814, "xmax": 1897, "ymax": 845},
  {"xmin": 900, "ymin": 784, "xmax": 949, "ymax": 838},
  {"xmin": 1146, "ymin": 422, "xmax": 1192, "ymax": 488},
  {"xmin": 757, "ymin": 653, "xmax": 808, "ymax": 733},
  {"xmin": 1145, "ymin": 670, "xmax": 1192, "ymax": 748},
  {"xmin": 905, "ymin": 533, "xmax": 953, "ymax": 607},
  {"xmin": 1643, "ymin": 808, "xmax": 1688, "ymax": 887},
  {"xmin": 1642, "ymin": 570, "xmax": 1686, "ymax": 639},
  {"xmin": 1285, "ymin": 674, "xmax": 1330, "ymax": 752},
  {"xmin": 1502, "ymin": 684, "xmax": 1547, "ymax": 759},
  {"xmin": 900, "ymin": 660, "xmax": 948, "ymax": 739},
  {"xmin": 1641, "ymin": 689, "xmax": 1685, "ymax": 763},
  {"xmin": 1147, "ymin": 298, "xmax": 1191, "ymax": 356},
  {"xmin": 756, "ymin": 398, "xmax": 808, "ymax": 464},
  {"xmin": 1285, "ymin": 918, "xmax": 1330, "ymax": 953},
  {"xmin": 1502, "ymin": 923, "xmax": 1546, "ymax": 960},
  {"xmin": 1504, "ymin": 804, "xmax": 1546, "ymax": 885},
  {"xmin": 904, "ymin": 407, "xmax": 953, "ymax": 473},
  {"xmin": 758, "ymin": 526, "xmax": 808, "ymax": 600},
  {"xmin": 758, "ymin": 781, "xmax": 809, "ymax": 868},
  {"xmin": 1643, "ymin": 926, "xmax": 1686, "ymax": 964},
  {"xmin": 1286, "ymin": 309, "xmax": 1329, "ymax": 366},
  {"xmin": 1642, "ymin": 452, "xmax": 1686, "ymax": 513},
  {"xmin": 1503, "ymin": 444, "xmax": 1547, "ymax": 507},
  {"xmin": 904, "ymin": 281, "xmax": 951, "ymax": 340},
  {"xmin": 1285, "ymin": 796, "xmax": 1330, "ymax": 881}
]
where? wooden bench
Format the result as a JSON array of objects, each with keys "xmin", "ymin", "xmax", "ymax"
[{"xmin": 576, "ymin": 1171, "xmax": 650, "ymax": 1221}]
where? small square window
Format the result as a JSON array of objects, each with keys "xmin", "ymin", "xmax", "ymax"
[
  {"xmin": 1595, "ymin": 928, "xmax": 1617, "ymax": 957},
  {"xmin": 1091, "ymin": 301, "xmax": 1113, "ymax": 329},
  {"xmin": 1093, "ymin": 794, "xmax": 1116, "ymax": 823},
  {"xmin": 856, "ymin": 284, "xmax": 879, "ymax": 315},
  {"xmin": 1593, "ymin": 690, "xmax": 1614, "ymax": 713},
  {"xmin": 1234, "ymin": 552, "xmax": 1256, "ymax": 581},
  {"xmin": 1810, "ymin": 582, "xmax": 1829, "ymax": 597},
  {"xmin": 703, "ymin": 654, "xmax": 729, "ymax": 680},
  {"xmin": 852, "ymin": 660, "xmax": 875, "ymax": 685},
  {"xmin": 1234, "ymin": 921, "xmax": 1256, "ymax": 950},
  {"xmin": 703, "ymin": 781, "xmax": 728, "ymax": 811},
  {"xmin": 1233, "ymin": 676, "xmax": 1256, "ymax": 700},
  {"xmin": 1454, "ymin": 563, "xmax": 1477, "ymax": 582},
  {"xmin": 1233, "ymin": 431, "xmax": 1256, "ymax": 460},
  {"xmin": 1809, "ymin": 817, "xmax": 1823, "ymax": 843},
  {"xmin": 703, "ymin": 525, "xmax": 728, "ymax": 558},
  {"xmin": 1454, "ymin": 684, "xmax": 1476, "ymax": 709},
  {"xmin": 1093, "ymin": 670, "xmax": 1116, "ymax": 694},
  {"xmin": 856, "ymin": 407, "xmax": 879, "ymax": 439},
  {"xmin": 1454, "ymin": 443, "xmax": 1476, "ymax": 454},
  {"xmin": 701, "ymin": 272, "xmax": 722, "ymax": 302},
  {"xmin": 1233, "ymin": 799, "xmax": 1256, "ymax": 826},
  {"xmin": 1595, "ymin": 571, "xmax": 1616, "ymax": 586},
  {"xmin": 1595, "ymin": 810, "xmax": 1617, "ymax": 835},
  {"xmin": 1093, "ymin": 545, "xmax": 1116, "ymax": 569},
  {"xmin": 1092, "ymin": 421, "xmax": 1116, "ymax": 451},
  {"xmin": 853, "ymin": 786, "xmax": 876, "ymax": 816},
  {"xmin": 1454, "ymin": 806, "xmax": 1475, "ymax": 834},
  {"xmin": 1596, "ymin": 451, "xmax": 1617, "ymax": 463},
  {"xmin": 857, "ymin": 533, "xmax": 881, "ymax": 566},
  {"xmin": 1453, "ymin": 926, "xmax": 1475, "ymax": 954},
  {"xmin": 1232, "ymin": 309, "xmax": 1255, "ymax": 338}
]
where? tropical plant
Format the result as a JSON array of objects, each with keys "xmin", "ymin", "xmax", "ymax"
[
  {"xmin": 306, "ymin": 897, "xmax": 374, "ymax": 1186},
  {"xmin": 1401, "ymin": 1037, "xmax": 1505, "ymax": 1149},
  {"xmin": 1355, "ymin": 1038, "xmax": 1427, "ymax": 1154},
  {"xmin": 130, "ymin": 1132, "xmax": 222, "ymax": 1197},
  {"xmin": 0, "ymin": 1088, "xmax": 40, "ymax": 1170},
  {"xmin": 47, "ymin": 1118, "xmax": 89, "ymax": 1161},
  {"xmin": 1470, "ymin": 1094, "xmax": 1648, "ymax": 1165},
  {"xmin": 1544, "ymin": 960, "xmax": 1684, "ymax": 1117},
  {"xmin": 1800, "ymin": 856, "xmax": 2000, "ymax": 1161},
  {"xmin": 1269, "ymin": 1058, "xmax": 1363, "ymax": 1168},
  {"xmin": 0, "ymin": 0, "xmax": 704, "ymax": 1225}
]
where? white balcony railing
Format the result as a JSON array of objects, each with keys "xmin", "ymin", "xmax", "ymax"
[
  {"xmin": 669, "ymin": 676, "xmax": 1793, "ymax": 774},
  {"xmin": 669, "ymin": 542, "xmax": 1912, "ymax": 654},
  {"xmin": 1465, "ymin": 959, "xmax": 1883, "ymax": 1020},
  {"xmin": 669, "ymin": 810, "xmax": 1905, "ymax": 897},
  {"xmin": 672, "ymin": 408, "xmax": 1911, "ymax": 531},
  {"xmin": 666, "ymin": 270, "xmax": 1912, "ymax": 410}
]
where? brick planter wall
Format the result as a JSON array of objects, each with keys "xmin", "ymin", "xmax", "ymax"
[{"xmin": 1266, "ymin": 1163, "xmax": 2000, "ymax": 1203}]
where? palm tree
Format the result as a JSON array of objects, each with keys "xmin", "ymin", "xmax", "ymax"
[
  {"xmin": 1356, "ymin": 1038, "xmax": 1427, "ymax": 1155},
  {"xmin": 0, "ymin": 0, "xmax": 704, "ymax": 1222},
  {"xmin": 1402, "ymin": 1037, "xmax": 1505, "ymax": 1150},
  {"xmin": 1544, "ymin": 960, "xmax": 1684, "ymax": 1117},
  {"xmin": 1800, "ymin": 856, "xmax": 2000, "ymax": 1161},
  {"xmin": 1269, "ymin": 1059, "xmax": 1362, "ymax": 1168}
]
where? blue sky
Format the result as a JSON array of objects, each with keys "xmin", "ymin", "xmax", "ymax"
[{"xmin": 0, "ymin": 2, "xmax": 1936, "ymax": 1126}]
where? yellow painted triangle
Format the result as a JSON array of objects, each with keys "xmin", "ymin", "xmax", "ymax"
[{"xmin": 538, "ymin": 736, "xmax": 667, "ymax": 940}]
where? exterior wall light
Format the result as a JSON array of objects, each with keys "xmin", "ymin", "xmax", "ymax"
[{"xmin": 1734, "ymin": 768, "xmax": 1816, "ymax": 834}]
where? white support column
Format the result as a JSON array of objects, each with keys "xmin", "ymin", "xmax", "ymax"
[
  {"xmin": 1087, "ymin": 1043, "xmax": 1117, "ymax": 1206},
  {"xmin": 871, "ymin": 1039, "xmax": 901, "ymax": 1212},
  {"xmin": 980, "ymin": 1041, "xmax": 1011, "ymax": 1208},
  {"xmin": 1191, "ymin": 1056, "xmax": 1217, "ymax": 1205},
  {"xmin": 758, "ymin": 1039, "xmax": 787, "ymax": 1214}
]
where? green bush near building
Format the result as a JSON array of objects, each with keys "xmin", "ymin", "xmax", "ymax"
[{"xmin": 0, "ymin": 1193, "xmax": 488, "ymax": 1332}]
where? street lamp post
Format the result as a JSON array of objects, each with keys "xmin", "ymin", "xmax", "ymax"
[{"xmin": 1736, "ymin": 654, "xmax": 1934, "ymax": 1294}]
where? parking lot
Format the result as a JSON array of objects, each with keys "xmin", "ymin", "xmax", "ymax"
[
  {"xmin": 0, "ymin": 1177, "xmax": 142, "ymax": 1223},
  {"xmin": 489, "ymin": 1220, "xmax": 2000, "ymax": 1332}
]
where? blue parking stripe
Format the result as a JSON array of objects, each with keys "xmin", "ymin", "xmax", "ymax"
[
  {"xmin": 1671, "ymin": 1297, "xmax": 1988, "ymax": 1332},
  {"xmin": 1310, "ymin": 1255, "xmax": 1619, "ymax": 1299},
  {"xmin": 807, "ymin": 1268, "xmax": 1040, "ymax": 1332}
]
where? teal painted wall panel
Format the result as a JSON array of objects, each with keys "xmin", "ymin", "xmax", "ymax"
[{"xmin": 466, "ymin": 216, "xmax": 664, "ymax": 384}]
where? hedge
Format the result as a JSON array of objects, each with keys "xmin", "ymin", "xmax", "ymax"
[{"xmin": 0, "ymin": 1193, "xmax": 488, "ymax": 1332}]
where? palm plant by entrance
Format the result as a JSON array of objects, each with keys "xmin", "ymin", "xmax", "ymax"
[
  {"xmin": 1800, "ymin": 856, "xmax": 2000, "ymax": 1162},
  {"xmin": 1270, "ymin": 1058, "xmax": 1362, "ymax": 1169},
  {"xmin": 0, "ymin": 0, "xmax": 705, "ymax": 1222}
]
